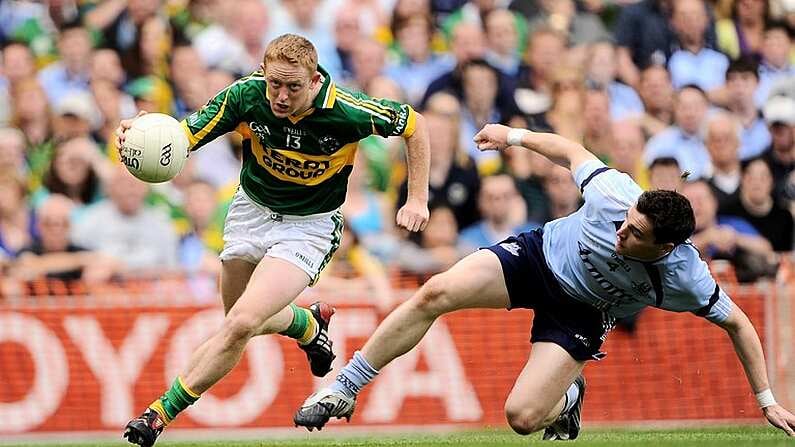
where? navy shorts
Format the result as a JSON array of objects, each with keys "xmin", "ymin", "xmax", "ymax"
[{"xmin": 485, "ymin": 229, "xmax": 613, "ymax": 361}]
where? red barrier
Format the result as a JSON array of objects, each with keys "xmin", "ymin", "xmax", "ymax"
[{"xmin": 0, "ymin": 286, "xmax": 769, "ymax": 434}]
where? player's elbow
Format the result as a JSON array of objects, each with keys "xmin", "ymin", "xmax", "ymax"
[{"xmin": 714, "ymin": 305, "xmax": 748, "ymax": 334}]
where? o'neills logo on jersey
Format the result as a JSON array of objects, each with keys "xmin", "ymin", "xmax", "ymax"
[{"xmin": 251, "ymin": 141, "xmax": 356, "ymax": 186}]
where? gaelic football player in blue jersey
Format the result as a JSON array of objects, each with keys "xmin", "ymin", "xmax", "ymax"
[{"xmin": 295, "ymin": 124, "xmax": 795, "ymax": 439}]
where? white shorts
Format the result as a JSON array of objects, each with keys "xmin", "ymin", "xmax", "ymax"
[{"xmin": 219, "ymin": 189, "xmax": 344, "ymax": 285}]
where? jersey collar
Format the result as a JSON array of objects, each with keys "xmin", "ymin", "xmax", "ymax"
[{"xmin": 312, "ymin": 65, "xmax": 337, "ymax": 110}]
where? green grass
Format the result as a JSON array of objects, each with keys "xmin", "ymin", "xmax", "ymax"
[{"xmin": 3, "ymin": 426, "xmax": 793, "ymax": 447}]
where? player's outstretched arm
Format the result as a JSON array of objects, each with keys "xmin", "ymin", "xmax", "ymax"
[
  {"xmin": 397, "ymin": 112, "xmax": 430, "ymax": 232},
  {"xmin": 716, "ymin": 305, "xmax": 795, "ymax": 436},
  {"xmin": 473, "ymin": 124, "xmax": 599, "ymax": 173}
]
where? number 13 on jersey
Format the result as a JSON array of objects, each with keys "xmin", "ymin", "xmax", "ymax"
[{"xmin": 286, "ymin": 134, "xmax": 301, "ymax": 149}]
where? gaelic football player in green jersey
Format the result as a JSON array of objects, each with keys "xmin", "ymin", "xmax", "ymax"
[{"xmin": 116, "ymin": 34, "xmax": 430, "ymax": 446}]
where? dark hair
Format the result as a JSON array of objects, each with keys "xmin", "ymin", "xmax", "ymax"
[
  {"xmin": 677, "ymin": 84, "xmax": 708, "ymax": 99},
  {"xmin": 58, "ymin": 20, "xmax": 88, "ymax": 35},
  {"xmin": 740, "ymin": 156, "xmax": 772, "ymax": 175},
  {"xmin": 731, "ymin": 0, "xmax": 771, "ymax": 24},
  {"xmin": 635, "ymin": 190, "xmax": 695, "ymax": 245},
  {"xmin": 460, "ymin": 58, "xmax": 498, "ymax": 76},
  {"xmin": 648, "ymin": 157, "xmax": 680, "ymax": 171},
  {"xmin": 1, "ymin": 40, "xmax": 31, "ymax": 52},
  {"xmin": 726, "ymin": 55, "xmax": 759, "ymax": 81},
  {"xmin": 391, "ymin": 13, "xmax": 434, "ymax": 39},
  {"xmin": 765, "ymin": 20, "xmax": 794, "ymax": 40},
  {"xmin": 42, "ymin": 144, "xmax": 100, "ymax": 205}
]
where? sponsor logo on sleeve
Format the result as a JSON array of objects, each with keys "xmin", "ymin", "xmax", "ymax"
[{"xmin": 395, "ymin": 106, "xmax": 410, "ymax": 134}]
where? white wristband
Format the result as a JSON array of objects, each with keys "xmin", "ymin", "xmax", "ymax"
[
  {"xmin": 507, "ymin": 128, "xmax": 529, "ymax": 147},
  {"xmin": 756, "ymin": 389, "xmax": 777, "ymax": 408}
]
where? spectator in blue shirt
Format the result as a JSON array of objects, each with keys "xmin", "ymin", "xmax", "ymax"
[
  {"xmin": 37, "ymin": 22, "xmax": 92, "ymax": 105},
  {"xmin": 755, "ymin": 21, "xmax": 795, "ymax": 107},
  {"xmin": 724, "ymin": 56, "xmax": 771, "ymax": 160},
  {"xmin": 644, "ymin": 85, "xmax": 711, "ymax": 179},
  {"xmin": 460, "ymin": 174, "xmax": 540, "ymax": 251},
  {"xmin": 484, "ymin": 9, "xmax": 523, "ymax": 79},
  {"xmin": 668, "ymin": 0, "xmax": 729, "ymax": 99},
  {"xmin": 615, "ymin": 0, "xmax": 717, "ymax": 87},
  {"xmin": 585, "ymin": 40, "xmax": 645, "ymax": 122},
  {"xmin": 179, "ymin": 179, "xmax": 221, "ymax": 275},
  {"xmin": 386, "ymin": 14, "xmax": 452, "ymax": 106}
]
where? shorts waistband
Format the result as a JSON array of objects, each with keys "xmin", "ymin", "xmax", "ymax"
[{"xmin": 238, "ymin": 188, "xmax": 340, "ymax": 221}]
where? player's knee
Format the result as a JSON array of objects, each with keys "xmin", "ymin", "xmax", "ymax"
[
  {"xmin": 413, "ymin": 274, "xmax": 454, "ymax": 317},
  {"xmin": 221, "ymin": 312, "xmax": 260, "ymax": 344},
  {"xmin": 504, "ymin": 405, "xmax": 546, "ymax": 435}
]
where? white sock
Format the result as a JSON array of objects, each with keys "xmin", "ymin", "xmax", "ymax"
[
  {"xmin": 563, "ymin": 382, "xmax": 579, "ymax": 413},
  {"xmin": 330, "ymin": 351, "xmax": 379, "ymax": 398}
]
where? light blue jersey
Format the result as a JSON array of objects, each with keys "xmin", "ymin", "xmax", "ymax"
[{"xmin": 542, "ymin": 160, "xmax": 733, "ymax": 323}]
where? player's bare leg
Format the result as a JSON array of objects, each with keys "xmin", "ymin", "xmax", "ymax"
[
  {"xmin": 220, "ymin": 259, "xmax": 308, "ymax": 336},
  {"xmin": 504, "ymin": 342, "xmax": 586, "ymax": 439},
  {"xmin": 124, "ymin": 257, "xmax": 333, "ymax": 446},
  {"xmin": 221, "ymin": 258, "xmax": 257, "ymax": 313},
  {"xmin": 294, "ymin": 250, "xmax": 510, "ymax": 429},
  {"xmin": 171, "ymin": 259, "xmax": 298, "ymax": 380},
  {"xmin": 182, "ymin": 257, "xmax": 309, "ymax": 389},
  {"xmin": 361, "ymin": 250, "xmax": 510, "ymax": 367},
  {"xmin": 180, "ymin": 259, "xmax": 258, "ymax": 376}
]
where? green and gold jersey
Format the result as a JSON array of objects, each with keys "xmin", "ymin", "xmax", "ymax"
[{"xmin": 181, "ymin": 66, "xmax": 417, "ymax": 215}]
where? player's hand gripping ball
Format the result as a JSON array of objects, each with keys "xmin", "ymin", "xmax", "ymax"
[{"xmin": 120, "ymin": 113, "xmax": 189, "ymax": 183}]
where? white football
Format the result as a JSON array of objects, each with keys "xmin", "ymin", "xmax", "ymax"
[{"xmin": 120, "ymin": 113, "xmax": 189, "ymax": 183}]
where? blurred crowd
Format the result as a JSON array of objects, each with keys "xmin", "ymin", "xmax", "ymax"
[{"xmin": 1, "ymin": 0, "xmax": 795, "ymax": 304}]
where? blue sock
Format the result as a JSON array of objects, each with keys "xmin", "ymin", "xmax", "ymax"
[{"xmin": 330, "ymin": 351, "xmax": 379, "ymax": 399}]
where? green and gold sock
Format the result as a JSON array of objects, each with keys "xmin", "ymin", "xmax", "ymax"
[
  {"xmin": 149, "ymin": 377, "xmax": 200, "ymax": 424},
  {"xmin": 280, "ymin": 303, "xmax": 318, "ymax": 345}
]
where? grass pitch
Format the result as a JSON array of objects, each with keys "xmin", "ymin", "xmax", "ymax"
[{"xmin": 3, "ymin": 426, "xmax": 792, "ymax": 447}]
